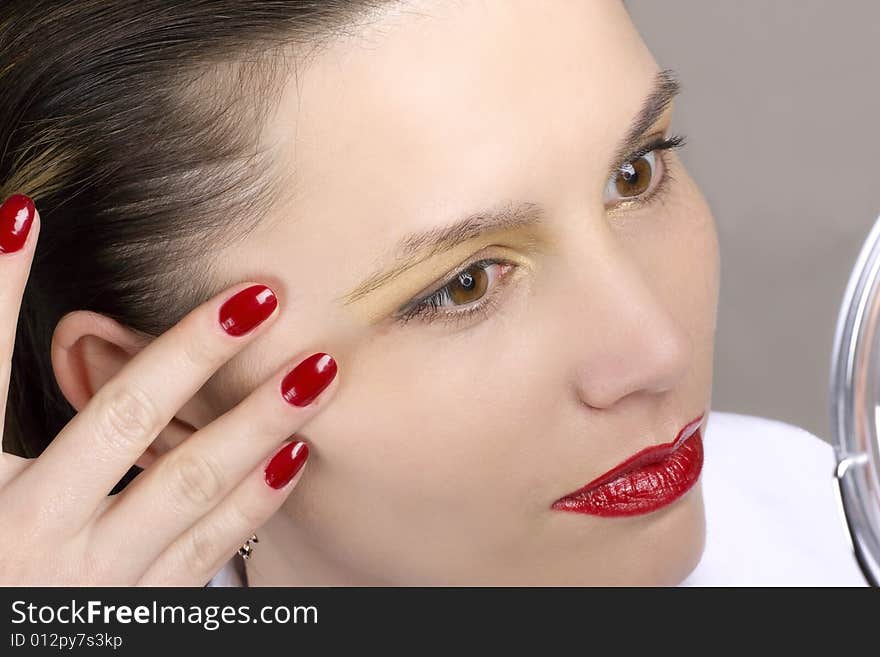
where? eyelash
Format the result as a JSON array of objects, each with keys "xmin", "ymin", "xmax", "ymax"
[
  {"xmin": 395, "ymin": 257, "xmax": 514, "ymax": 327},
  {"xmin": 606, "ymin": 133, "xmax": 686, "ymax": 211},
  {"xmin": 394, "ymin": 133, "xmax": 687, "ymax": 327}
]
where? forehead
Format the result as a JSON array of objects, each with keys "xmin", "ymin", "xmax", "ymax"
[{"xmin": 250, "ymin": 0, "xmax": 656, "ymax": 307}]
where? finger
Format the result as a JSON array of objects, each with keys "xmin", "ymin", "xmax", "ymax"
[
  {"xmin": 136, "ymin": 440, "xmax": 309, "ymax": 586},
  {"xmin": 13, "ymin": 281, "xmax": 280, "ymax": 525},
  {"xmin": 96, "ymin": 350, "xmax": 337, "ymax": 572},
  {"xmin": 0, "ymin": 194, "xmax": 39, "ymax": 437},
  {"xmin": 0, "ymin": 451, "xmax": 32, "ymax": 485}
]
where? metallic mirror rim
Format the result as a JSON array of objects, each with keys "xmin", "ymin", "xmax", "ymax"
[{"xmin": 830, "ymin": 212, "xmax": 880, "ymax": 587}]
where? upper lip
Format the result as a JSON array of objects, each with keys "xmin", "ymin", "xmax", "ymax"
[{"xmin": 554, "ymin": 413, "xmax": 705, "ymax": 501}]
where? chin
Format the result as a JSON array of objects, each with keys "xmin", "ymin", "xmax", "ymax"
[
  {"xmin": 619, "ymin": 481, "xmax": 707, "ymax": 587},
  {"xmin": 545, "ymin": 479, "xmax": 707, "ymax": 586}
]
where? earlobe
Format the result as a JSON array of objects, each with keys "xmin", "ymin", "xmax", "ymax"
[{"xmin": 49, "ymin": 310, "xmax": 200, "ymax": 468}]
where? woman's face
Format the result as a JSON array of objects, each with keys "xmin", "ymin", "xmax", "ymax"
[{"xmin": 203, "ymin": 0, "xmax": 720, "ymax": 585}]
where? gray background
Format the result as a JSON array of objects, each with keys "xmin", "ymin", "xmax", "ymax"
[{"xmin": 628, "ymin": 1, "xmax": 880, "ymax": 441}]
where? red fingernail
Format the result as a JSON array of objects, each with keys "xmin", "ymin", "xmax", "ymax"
[
  {"xmin": 218, "ymin": 284, "xmax": 278, "ymax": 336},
  {"xmin": 0, "ymin": 194, "xmax": 36, "ymax": 254},
  {"xmin": 265, "ymin": 440, "xmax": 309, "ymax": 489},
  {"xmin": 280, "ymin": 353, "xmax": 338, "ymax": 407}
]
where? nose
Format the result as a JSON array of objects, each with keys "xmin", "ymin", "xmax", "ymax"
[{"xmin": 565, "ymin": 232, "xmax": 693, "ymax": 410}]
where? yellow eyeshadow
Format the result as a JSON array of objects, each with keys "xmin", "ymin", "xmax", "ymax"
[{"xmin": 342, "ymin": 227, "xmax": 543, "ymax": 324}]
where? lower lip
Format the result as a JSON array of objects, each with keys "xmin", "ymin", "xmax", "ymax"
[{"xmin": 551, "ymin": 417, "xmax": 704, "ymax": 517}]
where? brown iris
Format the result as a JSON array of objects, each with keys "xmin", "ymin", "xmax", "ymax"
[
  {"xmin": 448, "ymin": 264, "xmax": 489, "ymax": 304},
  {"xmin": 614, "ymin": 155, "xmax": 653, "ymax": 198}
]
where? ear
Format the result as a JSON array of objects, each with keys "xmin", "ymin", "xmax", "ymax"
[{"xmin": 50, "ymin": 310, "xmax": 215, "ymax": 469}]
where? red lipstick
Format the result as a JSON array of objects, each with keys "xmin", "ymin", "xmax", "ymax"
[{"xmin": 551, "ymin": 414, "xmax": 704, "ymax": 517}]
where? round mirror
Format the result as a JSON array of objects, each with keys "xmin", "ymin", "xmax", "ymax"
[{"xmin": 830, "ymin": 212, "xmax": 880, "ymax": 586}]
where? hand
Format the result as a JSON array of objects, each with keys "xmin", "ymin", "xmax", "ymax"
[{"xmin": 0, "ymin": 193, "xmax": 338, "ymax": 585}]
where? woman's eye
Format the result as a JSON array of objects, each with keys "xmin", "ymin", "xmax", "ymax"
[
  {"xmin": 395, "ymin": 258, "xmax": 514, "ymax": 326},
  {"xmin": 445, "ymin": 262, "xmax": 492, "ymax": 304},
  {"xmin": 604, "ymin": 149, "xmax": 663, "ymax": 207},
  {"xmin": 424, "ymin": 260, "xmax": 506, "ymax": 308},
  {"xmin": 602, "ymin": 133, "xmax": 687, "ymax": 210}
]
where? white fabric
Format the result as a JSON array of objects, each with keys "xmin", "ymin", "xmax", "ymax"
[
  {"xmin": 207, "ymin": 410, "xmax": 869, "ymax": 587},
  {"xmin": 679, "ymin": 410, "xmax": 866, "ymax": 586},
  {"xmin": 206, "ymin": 558, "xmax": 244, "ymax": 587}
]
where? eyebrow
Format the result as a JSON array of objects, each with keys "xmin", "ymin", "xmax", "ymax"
[{"xmin": 340, "ymin": 68, "xmax": 681, "ymax": 306}]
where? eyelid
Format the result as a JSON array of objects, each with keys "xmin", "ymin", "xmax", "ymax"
[
  {"xmin": 605, "ymin": 133, "xmax": 685, "ymax": 212},
  {"xmin": 607, "ymin": 129, "xmax": 675, "ymax": 182},
  {"xmin": 394, "ymin": 239, "xmax": 538, "ymax": 318},
  {"xmin": 395, "ymin": 257, "xmax": 518, "ymax": 328},
  {"xmin": 395, "ymin": 249, "xmax": 500, "ymax": 316}
]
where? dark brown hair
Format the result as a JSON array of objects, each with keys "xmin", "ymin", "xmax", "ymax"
[{"xmin": 1, "ymin": 0, "xmax": 386, "ymax": 492}]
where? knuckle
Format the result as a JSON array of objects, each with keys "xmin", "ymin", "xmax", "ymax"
[
  {"xmin": 167, "ymin": 452, "xmax": 226, "ymax": 508},
  {"xmin": 226, "ymin": 498, "xmax": 263, "ymax": 535},
  {"xmin": 94, "ymin": 385, "xmax": 160, "ymax": 450},
  {"xmin": 181, "ymin": 523, "xmax": 221, "ymax": 579},
  {"xmin": 179, "ymin": 326, "xmax": 224, "ymax": 370}
]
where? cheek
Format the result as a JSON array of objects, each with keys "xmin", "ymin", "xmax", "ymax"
[
  {"xmin": 323, "ymin": 325, "xmax": 552, "ymax": 493},
  {"xmin": 289, "ymin": 311, "xmax": 565, "ymax": 547},
  {"xmin": 674, "ymin": 173, "xmax": 720, "ymax": 352},
  {"xmin": 647, "ymin": 166, "xmax": 721, "ymax": 406},
  {"xmin": 625, "ymin": 161, "xmax": 720, "ymax": 358}
]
